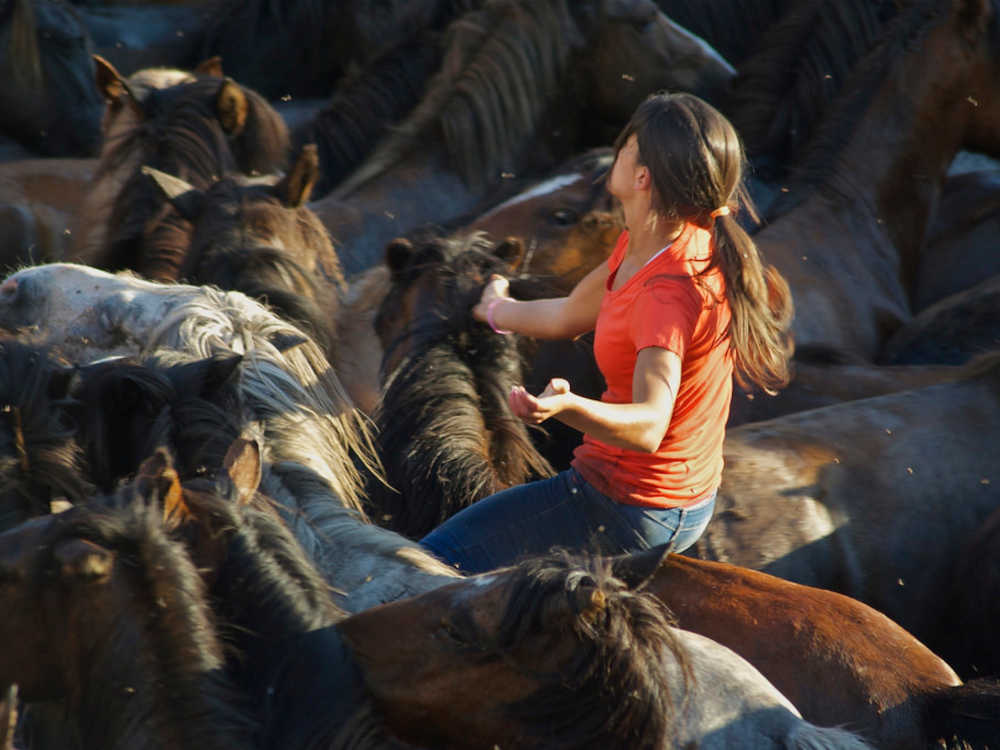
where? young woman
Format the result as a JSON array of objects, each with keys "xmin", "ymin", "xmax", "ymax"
[{"xmin": 420, "ymin": 92, "xmax": 794, "ymax": 573}]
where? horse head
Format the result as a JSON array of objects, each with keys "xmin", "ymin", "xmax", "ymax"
[{"xmin": 337, "ymin": 551, "xmax": 686, "ymax": 749}]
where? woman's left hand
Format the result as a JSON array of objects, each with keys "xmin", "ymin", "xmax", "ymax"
[{"xmin": 509, "ymin": 378, "xmax": 571, "ymax": 424}]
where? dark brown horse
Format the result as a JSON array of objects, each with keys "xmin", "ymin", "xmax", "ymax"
[
  {"xmin": 370, "ymin": 231, "xmax": 554, "ymax": 538},
  {"xmin": 0, "ymin": 0, "xmax": 103, "ymax": 156},
  {"xmin": 69, "ymin": 56, "xmax": 290, "ymax": 277},
  {"xmin": 0, "ymin": 499, "xmax": 257, "ymax": 750},
  {"xmin": 751, "ymin": 0, "xmax": 1000, "ymax": 361},
  {"xmin": 692, "ymin": 351, "xmax": 1000, "ymax": 672},
  {"xmin": 630, "ymin": 548, "xmax": 1000, "ymax": 749},
  {"xmin": 338, "ymin": 551, "xmax": 875, "ymax": 749},
  {"xmin": 142, "ymin": 143, "xmax": 347, "ymax": 364}
]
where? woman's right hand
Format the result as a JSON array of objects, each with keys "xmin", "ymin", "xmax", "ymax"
[{"xmin": 472, "ymin": 274, "xmax": 511, "ymax": 323}]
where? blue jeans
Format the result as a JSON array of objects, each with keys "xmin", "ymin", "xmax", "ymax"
[{"xmin": 419, "ymin": 468, "xmax": 715, "ymax": 574}]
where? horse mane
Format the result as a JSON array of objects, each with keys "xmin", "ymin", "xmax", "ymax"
[
  {"xmin": 255, "ymin": 458, "xmax": 460, "ymax": 596},
  {"xmin": 333, "ymin": 0, "xmax": 578, "ymax": 196},
  {"xmin": 726, "ymin": 0, "xmax": 898, "ymax": 176},
  {"xmin": 6, "ymin": 0, "xmax": 41, "ymax": 90},
  {"xmin": 468, "ymin": 552, "xmax": 689, "ymax": 750},
  {"xmin": 765, "ymin": 0, "xmax": 959, "ymax": 218},
  {"xmin": 372, "ymin": 230, "xmax": 554, "ymax": 537},
  {"xmin": 187, "ymin": 244, "xmax": 336, "ymax": 357},
  {"xmin": 47, "ymin": 499, "xmax": 257, "ymax": 750},
  {"xmin": 302, "ymin": 32, "xmax": 443, "ymax": 198},
  {"xmin": 127, "ymin": 281, "xmax": 380, "ymax": 515},
  {"xmin": 0, "ymin": 341, "xmax": 93, "ymax": 531},
  {"xmin": 176, "ymin": 475, "xmax": 346, "ymax": 636}
]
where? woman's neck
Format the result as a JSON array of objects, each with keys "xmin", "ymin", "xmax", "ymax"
[{"xmin": 623, "ymin": 205, "xmax": 684, "ymax": 264}]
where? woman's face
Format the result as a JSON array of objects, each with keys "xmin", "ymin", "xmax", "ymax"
[{"xmin": 607, "ymin": 133, "xmax": 644, "ymax": 201}]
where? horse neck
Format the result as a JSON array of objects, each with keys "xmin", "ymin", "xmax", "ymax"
[
  {"xmin": 258, "ymin": 462, "xmax": 458, "ymax": 611},
  {"xmin": 785, "ymin": 10, "xmax": 976, "ymax": 265},
  {"xmin": 374, "ymin": 341, "xmax": 550, "ymax": 537},
  {"xmin": 67, "ymin": 556, "xmax": 254, "ymax": 750}
]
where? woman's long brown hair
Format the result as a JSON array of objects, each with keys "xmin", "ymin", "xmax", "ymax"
[{"xmin": 614, "ymin": 92, "xmax": 793, "ymax": 392}]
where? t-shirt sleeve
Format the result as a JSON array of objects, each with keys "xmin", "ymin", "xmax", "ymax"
[{"xmin": 629, "ymin": 278, "xmax": 699, "ymax": 358}]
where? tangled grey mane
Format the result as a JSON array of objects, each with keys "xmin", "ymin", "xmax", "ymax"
[{"xmin": 117, "ymin": 278, "xmax": 380, "ymax": 516}]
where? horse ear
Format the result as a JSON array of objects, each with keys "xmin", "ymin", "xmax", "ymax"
[
  {"xmin": 141, "ymin": 166, "xmax": 205, "ymax": 221},
  {"xmin": 216, "ymin": 78, "xmax": 248, "ymax": 136},
  {"xmin": 197, "ymin": 353, "xmax": 243, "ymax": 395},
  {"xmin": 495, "ymin": 236, "xmax": 526, "ymax": 271},
  {"xmin": 610, "ymin": 543, "xmax": 671, "ymax": 590},
  {"xmin": 223, "ymin": 436, "xmax": 262, "ymax": 506},
  {"xmin": 135, "ymin": 448, "xmax": 186, "ymax": 526},
  {"xmin": 194, "ymin": 55, "xmax": 224, "ymax": 77},
  {"xmin": 385, "ymin": 237, "xmax": 414, "ymax": 277},
  {"xmin": 277, "ymin": 143, "xmax": 319, "ymax": 207},
  {"xmin": 53, "ymin": 538, "xmax": 114, "ymax": 582},
  {"xmin": 93, "ymin": 54, "xmax": 127, "ymax": 102},
  {"xmin": 268, "ymin": 331, "xmax": 309, "ymax": 353}
]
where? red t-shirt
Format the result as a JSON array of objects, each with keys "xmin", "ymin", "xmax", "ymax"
[{"xmin": 571, "ymin": 225, "xmax": 733, "ymax": 507}]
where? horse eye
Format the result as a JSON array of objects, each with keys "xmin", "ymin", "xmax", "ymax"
[{"xmin": 551, "ymin": 208, "xmax": 578, "ymax": 226}]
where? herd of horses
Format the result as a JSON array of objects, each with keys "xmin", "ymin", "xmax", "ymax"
[{"xmin": 1, "ymin": 0, "xmax": 1000, "ymax": 747}]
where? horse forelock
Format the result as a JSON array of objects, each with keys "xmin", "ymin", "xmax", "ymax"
[{"xmin": 473, "ymin": 554, "xmax": 685, "ymax": 749}]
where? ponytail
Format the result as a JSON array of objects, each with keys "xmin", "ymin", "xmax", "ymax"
[{"xmin": 710, "ymin": 207, "xmax": 793, "ymax": 393}]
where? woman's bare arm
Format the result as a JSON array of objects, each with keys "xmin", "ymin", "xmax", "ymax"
[{"xmin": 509, "ymin": 346, "xmax": 681, "ymax": 452}]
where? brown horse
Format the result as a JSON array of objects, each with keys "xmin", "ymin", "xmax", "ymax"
[
  {"xmin": 142, "ymin": 143, "xmax": 347, "ymax": 365},
  {"xmin": 461, "ymin": 147, "xmax": 621, "ymax": 290},
  {"xmin": 751, "ymin": 0, "xmax": 1000, "ymax": 361},
  {"xmin": 691, "ymin": 350, "xmax": 1000, "ymax": 672},
  {"xmin": 630, "ymin": 548, "xmax": 1000, "ymax": 749},
  {"xmin": 69, "ymin": 55, "xmax": 290, "ymax": 277},
  {"xmin": 0, "ymin": 500, "xmax": 257, "ymax": 750},
  {"xmin": 0, "ymin": 157, "xmax": 95, "ymax": 270},
  {"xmin": 338, "ymin": 551, "xmax": 875, "ymax": 749}
]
